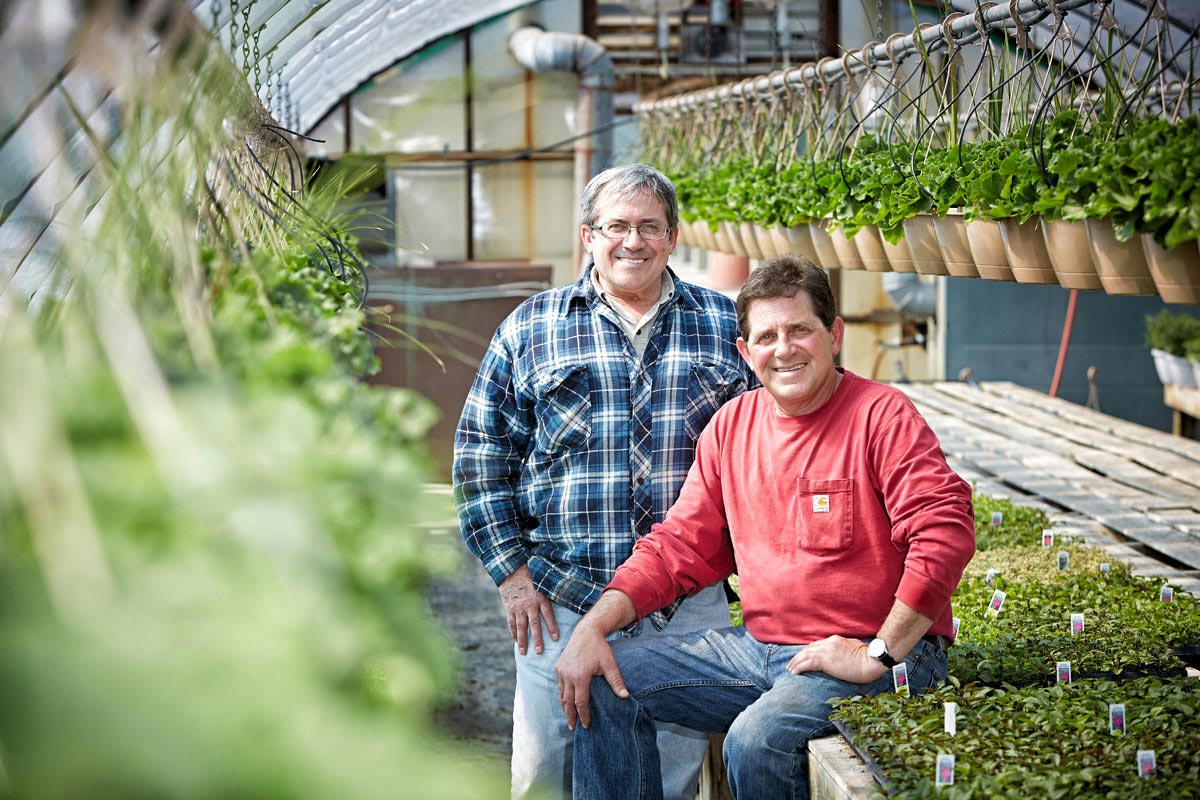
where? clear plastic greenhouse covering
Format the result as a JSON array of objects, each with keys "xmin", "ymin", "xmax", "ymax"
[
  {"xmin": 0, "ymin": 0, "xmax": 538, "ymax": 308},
  {"xmin": 191, "ymin": 0, "xmax": 537, "ymax": 134}
]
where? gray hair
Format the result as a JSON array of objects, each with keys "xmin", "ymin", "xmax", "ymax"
[{"xmin": 578, "ymin": 164, "xmax": 678, "ymax": 229}]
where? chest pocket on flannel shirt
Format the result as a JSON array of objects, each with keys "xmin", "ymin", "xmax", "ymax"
[
  {"xmin": 532, "ymin": 364, "xmax": 592, "ymax": 454},
  {"xmin": 794, "ymin": 478, "xmax": 854, "ymax": 554},
  {"xmin": 684, "ymin": 362, "xmax": 747, "ymax": 442}
]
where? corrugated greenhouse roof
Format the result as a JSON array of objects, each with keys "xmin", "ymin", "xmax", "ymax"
[{"xmin": 191, "ymin": 0, "xmax": 538, "ymax": 133}]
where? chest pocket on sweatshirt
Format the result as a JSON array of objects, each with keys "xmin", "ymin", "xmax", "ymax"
[
  {"xmin": 794, "ymin": 478, "xmax": 854, "ymax": 554},
  {"xmin": 533, "ymin": 365, "xmax": 592, "ymax": 455},
  {"xmin": 684, "ymin": 362, "xmax": 746, "ymax": 442}
]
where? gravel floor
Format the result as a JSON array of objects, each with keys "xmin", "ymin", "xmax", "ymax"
[{"xmin": 425, "ymin": 524, "xmax": 516, "ymax": 763}]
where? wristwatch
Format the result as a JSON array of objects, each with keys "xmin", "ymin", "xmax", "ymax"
[{"xmin": 867, "ymin": 637, "xmax": 897, "ymax": 668}]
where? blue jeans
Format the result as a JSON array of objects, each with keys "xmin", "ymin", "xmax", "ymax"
[
  {"xmin": 573, "ymin": 626, "xmax": 948, "ymax": 800},
  {"xmin": 512, "ymin": 584, "xmax": 730, "ymax": 800}
]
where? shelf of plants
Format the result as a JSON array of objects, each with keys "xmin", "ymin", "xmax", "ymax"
[
  {"xmin": 822, "ymin": 494, "xmax": 1200, "ymax": 798},
  {"xmin": 636, "ymin": 0, "xmax": 1200, "ymax": 304}
]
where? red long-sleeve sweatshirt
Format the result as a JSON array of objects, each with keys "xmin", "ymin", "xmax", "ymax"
[{"xmin": 609, "ymin": 370, "xmax": 976, "ymax": 644}]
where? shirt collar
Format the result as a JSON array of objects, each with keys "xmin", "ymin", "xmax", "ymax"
[{"xmin": 570, "ymin": 265, "xmax": 699, "ymax": 313}]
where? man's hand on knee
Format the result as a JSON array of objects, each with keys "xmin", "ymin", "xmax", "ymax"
[
  {"xmin": 785, "ymin": 635, "xmax": 888, "ymax": 684},
  {"xmin": 555, "ymin": 622, "xmax": 629, "ymax": 730}
]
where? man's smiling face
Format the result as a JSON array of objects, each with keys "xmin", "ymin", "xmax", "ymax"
[
  {"xmin": 582, "ymin": 187, "xmax": 676, "ymax": 306},
  {"xmin": 737, "ymin": 290, "xmax": 844, "ymax": 417}
]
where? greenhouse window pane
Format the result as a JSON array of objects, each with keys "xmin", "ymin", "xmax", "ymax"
[
  {"xmin": 471, "ymin": 159, "xmax": 574, "ymax": 280},
  {"xmin": 351, "ymin": 37, "xmax": 465, "ymax": 155},
  {"xmin": 390, "ymin": 163, "xmax": 465, "ymax": 267},
  {"xmin": 469, "ymin": 19, "xmax": 577, "ymax": 152}
]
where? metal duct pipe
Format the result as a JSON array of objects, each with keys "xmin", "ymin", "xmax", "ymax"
[
  {"xmin": 882, "ymin": 272, "xmax": 936, "ymax": 319},
  {"xmin": 509, "ymin": 24, "xmax": 614, "ymax": 272},
  {"xmin": 508, "ymin": 25, "xmax": 613, "ymax": 181},
  {"xmin": 710, "ymin": 0, "xmax": 730, "ymax": 26}
]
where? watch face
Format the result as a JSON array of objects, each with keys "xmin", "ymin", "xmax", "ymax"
[{"xmin": 868, "ymin": 638, "xmax": 886, "ymax": 659}]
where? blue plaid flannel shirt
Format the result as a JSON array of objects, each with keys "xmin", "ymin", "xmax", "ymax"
[{"xmin": 453, "ymin": 267, "xmax": 755, "ymax": 627}]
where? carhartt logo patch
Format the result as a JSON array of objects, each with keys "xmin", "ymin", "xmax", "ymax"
[{"xmin": 813, "ymin": 494, "xmax": 830, "ymax": 513}]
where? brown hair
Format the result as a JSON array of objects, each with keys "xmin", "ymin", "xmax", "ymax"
[{"xmin": 736, "ymin": 255, "xmax": 837, "ymax": 340}]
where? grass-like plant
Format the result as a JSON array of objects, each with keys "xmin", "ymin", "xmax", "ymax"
[{"xmin": 0, "ymin": 7, "xmax": 506, "ymax": 799}]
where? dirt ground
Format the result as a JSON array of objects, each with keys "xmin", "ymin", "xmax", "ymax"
[{"xmin": 425, "ymin": 526, "xmax": 516, "ymax": 763}]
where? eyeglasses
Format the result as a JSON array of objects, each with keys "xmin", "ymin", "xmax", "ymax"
[{"xmin": 588, "ymin": 221, "xmax": 673, "ymax": 241}]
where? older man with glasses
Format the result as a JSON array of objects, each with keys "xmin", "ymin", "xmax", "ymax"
[{"xmin": 454, "ymin": 163, "xmax": 756, "ymax": 799}]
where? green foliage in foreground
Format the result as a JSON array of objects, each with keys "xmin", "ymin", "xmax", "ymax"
[
  {"xmin": 831, "ymin": 677, "xmax": 1200, "ymax": 799},
  {"xmin": 0, "ymin": 15, "xmax": 507, "ymax": 800}
]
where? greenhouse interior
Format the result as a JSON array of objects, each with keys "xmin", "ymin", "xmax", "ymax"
[{"xmin": 4, "ymin": 0, "xmax": 1200, "ymax": 797}]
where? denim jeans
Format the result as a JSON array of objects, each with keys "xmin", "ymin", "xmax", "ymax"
[
  {"xmin": 511, "ymin": 583, "xmax": 730, "ymax": 800},
  {"xmin": 573, "ymin": 626, "xmax": 948, "ymax": 800}
]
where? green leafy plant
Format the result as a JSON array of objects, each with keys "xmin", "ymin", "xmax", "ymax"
[
  {"xmin": 831, "ymin": 676, "xmax": 1200, "ymax": 798},
  {"xmin": 1145, "ymin": 310, "xmax": 1200, "ymax": 356},
  {"xmin": 963, "ymin": 543, "xmax": 1112, "ymax": 584},
  {"xmin": 0, "ymin": 11, "xmax": 504, "ymax": 799},
  {"xmin": 971, "ymin": 492, "xmax": 1057, "ymax": 551},
  {"xmin": 950, "ymin": 571, "xmax": 1200, "ymax": 685}
]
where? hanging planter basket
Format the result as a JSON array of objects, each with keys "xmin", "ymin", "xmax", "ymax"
[
  {"xmin": 1085, "ymin": 217, "xmax": 1157, "ymax": 295},
  {"xmin": 1143, "ymin": 235, "xmax": 1200, "ymax": 305},
  {"xmin": 1042, "ymin": 218, "xmax": 1103, "ymax": 290},
  {"xmin": 785, "ymin": 223, "xmax": 817, "ymax": 262},
  {"xmin": 1000, "ymin": 217, "xmax": 1058, "ymax": 284},
  {"xmin": 880, "ymin": 233, "xmax": 917, "ymax": 274},
  {"xmin": 716, "ymin": 221, "xmax": 745, "ymax": 257},
  {"xmin": 965, "ymin": 219, "xmax": 1015, "ymax": 281},
  {"xmin": 737, "ymin": 221, "xmax": 766, "ymax": 260},
  {"xmin": 829, "ymin": 225, "xmax": 866, "ymax": 270},
  {"xmin": 750, "ymin": 223, "xmax": 778, "ymax": 259},
  {"xmin": 854, "ymin": 225, "xmax": 893, "ymax": 272},
  {"xmin": 902, "ymin": 215, "xmax": 949, "ymax": 276},
  {"xmin": 933, "ymin": 211, "xmax": 981, "ymax": 278},
  {"xmin": 767, "ymin": 225, "xmax": 792, "ymax": 259},
  {"xmin": 808, "ymin": 218, "xmax": 843, "ymax": 270}
]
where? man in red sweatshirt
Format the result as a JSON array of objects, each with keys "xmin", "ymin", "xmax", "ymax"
[{"xmin": 555, "ymin": 255, "xmax": 975, "ymax": 800}]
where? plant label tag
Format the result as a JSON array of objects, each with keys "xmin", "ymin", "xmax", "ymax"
[
  {"xmin": 1137, "ymin": 749, "xmax": 1156, "ymax": 779},
  {"xmin": 1058, "ymin": 551, "xmax": 1069, "ymax": 571},
  {"xmin": 991, "ymin": 511, "xmax": 1003, "ymax": 527},
  {"xmin": 944, "ymin": 702, "xmax": 957, "ymax": 736},
  {"xmin": 1071, "ymin": 613, "xmax": 1084, "ymax": 636},
  {"xmin": 935, "ymin": 753, "xmax": 955, "ymax": 786},
  {"xmin": 986, "ymin": 568, "xmax": 999, "ymax": 585},
  {"xmin": 1100, "ymin": 562, "xmax": 1111, "ymax": 573},
  {"xmin": 986, "ymin": 590, "xmax": 1006, "ymax": 617},
  {"xmin": 892, "ymin": 662, "xmax": 909, "ymax": 696},
  {"xmin": 813, "ymin": 494, "xmax": 830, "ymax": 513},
  {"xmin": 1042, "ymin": 529, "xmax": 1053, "ymax": 547},
  {"xmin": 952, "ymin": 617, "xmax": 961, "ymax": 639},
  {"xmin": 1161, "ymin": 585, "xmax": 1174, "ymax": 602},
  {"xmin": 1056, "ymin": 660, "xmax": 1072, "ymax": 684},
  {"xmin": 1109, "ymin": 703, "xmax": 1125, "ymax": 736}
]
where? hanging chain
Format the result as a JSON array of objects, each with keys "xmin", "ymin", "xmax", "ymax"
[
  {"xmin": 252, "ymin": 23, "xmax": 264, "ymax": 93},
  {"xmin": 210, "ymin": 0, "xmax": 220, "ymax": 36},
  {"xmin": 240, "ymin": 4, "xmax": 252, "ymax": 76},
  {"xmin": 228, "ymin": 0, "xmax": 238, "ymax": 56},
  {"xmin": 265, "ymin": 53, "xmax": 276, "ymax": 110},
  {"xmin": 875, "ymin": 0, "xmax": 885, "ymax": 41}
]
